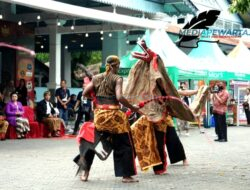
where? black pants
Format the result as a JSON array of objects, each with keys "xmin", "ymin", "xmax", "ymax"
[
  {"xmin": 73, "ymin": 112, "xmax": 91, "ymax": 134},
  {"xmin": 73, "ymin": 150, "xmax": 95, "ymax": 172},
  {"xmin": 78, "ymin": 132, "xmax": 136, "ymax": 177},
  {"xmin": 84, "ymin": 150, "xmax": 95, "ymax": 171},
  {"xmin": 166, "ymin": 127, "xmax": 186, "ymax": 164},
  {"xmin": 153, "ymin": 130, "xmax": 166, "ymax": 173},
  {"xmin": 112, "ymin": 133, "xmax": 136, "ymax": 177},
  {"xmin": 244, "ymin": 109, "xmax": 250, "ymax": 124},
  {"xmin": 214, "ymin": 113, "xmax": 227, "ymax": 141}
]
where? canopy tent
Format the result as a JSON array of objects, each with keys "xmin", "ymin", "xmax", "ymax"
[
  {"xmin": 188, "ymin": 39, "xmax": 234, "ymax": 72},
  {"xmin": 187, "ymin": 38, "xmax": 250, "ymax": 82},
  {"xmin": 228, "ymin": 40, "xmax": 250, "ymax": 74}
]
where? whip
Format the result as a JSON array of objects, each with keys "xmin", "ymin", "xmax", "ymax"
[{"xmin": 125, "ymin": 95, "xmax": 189, "ymax": 116}]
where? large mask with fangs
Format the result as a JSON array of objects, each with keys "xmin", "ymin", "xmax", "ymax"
[{"xmin": 123, "ymin": 40, "xmax": 195, "ymax": 122}]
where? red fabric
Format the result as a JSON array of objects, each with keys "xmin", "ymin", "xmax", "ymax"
[
  {"xmin": 61, "ymin": 124, "xmax": 65, "ymax": 136},
  {"xmin": 6, "ymin": 126, "xmax": 17, "ymax": 139},
  {"xmin": 139, "ymin": 102, "xmax": 145, "ymax": 108},
  {"xmin": 39, "ymin": 123, "xmax": 50, "ymax": 137},
  {"xmin": 23, "ymin": 106, "xmax": 35, "ymax": 122},
  {"xmin": 23, "ymin": 106, "xmax": 40, "ymax": 138},
  {"xmin": 77, "ymin": 122, "xmax": 95, "ymax": 144},
  {"xmin": 152, "ymin": 52, "xmax": 158, "ymax": 71},
  {"xmin": 26, "ymin": 122, "xmax": 41, "ymax": 138},
  {"xmin": 126, "ymin": 109, "xmax": 132, "ymax": 117}
]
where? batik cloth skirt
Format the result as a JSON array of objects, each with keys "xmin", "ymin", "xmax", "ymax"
[
  {"xmin": 16, "ymin": 117, "xmax": 30, "ymax": 134},
  {"xmin": 42, "ymin": 118, "xmax": 61, "ymax": 132}
]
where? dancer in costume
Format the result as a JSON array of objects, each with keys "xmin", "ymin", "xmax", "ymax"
[
  {"xmin": 124, "ymin": 40, "xmax": 196, "ymax": 173},
  {"xmin": 80, "ymin": 55, "xmax": 139, "ymax": 183},
  {"xmin": 165, "ymin": 86, "xmax": 209, "ymax": 165}
]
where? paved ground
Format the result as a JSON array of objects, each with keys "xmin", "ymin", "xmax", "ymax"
[{"xmin": 0, "ymin": 126, "xmax": 250, "ymax": 190}]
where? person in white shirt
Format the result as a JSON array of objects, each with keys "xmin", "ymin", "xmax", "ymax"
[{"xmin": 37, "ymin": 91, "xmax": 61, "ymax": 137}]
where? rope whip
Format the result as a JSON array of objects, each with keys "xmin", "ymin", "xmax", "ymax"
[{"xmin": 125, "ymin": 95, "xmax": 189, "ymax": 116}]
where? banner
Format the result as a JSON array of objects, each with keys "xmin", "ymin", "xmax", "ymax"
[{"xmin": 16, "ymin": 52, "xmax": 35, "ymax": 102}]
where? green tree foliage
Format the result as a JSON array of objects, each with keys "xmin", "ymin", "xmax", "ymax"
[
  {"xmin": 71, "ymin": 51, "xmax": 102, "ymax": 87},
  {"xmin": 36, "ymin": 53, "xmax": 49, "ymax": 63},
  {"xmin": 71, "ymin": 51, "xmax": 102, "ymax": 66},
  {"xmin": 229, "ymin": 0, "xmax": 250, "ymax": 14}
]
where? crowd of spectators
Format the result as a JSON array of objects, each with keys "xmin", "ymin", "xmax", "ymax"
[{"xmin": 0, "ymin": 78, "xmax": 93, "ymax": 140}]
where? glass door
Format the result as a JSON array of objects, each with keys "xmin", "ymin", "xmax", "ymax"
[{"xmin": 237, "ymin": 87, "xmax": 247, "ymax": 126}]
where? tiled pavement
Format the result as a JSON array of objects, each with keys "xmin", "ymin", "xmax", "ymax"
[{"xmin": 0, "ymin": 126, "xmax": 250, "ymax": 190}]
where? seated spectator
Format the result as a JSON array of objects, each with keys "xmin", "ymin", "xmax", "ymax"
[
  {"xmin": 5, "ymin": 92, "xmax": 30, "ymax": 139},
  {"xmin": 0, "ymin": 111, "xmax": 9, "ymax": 141},
  {"xmin": 37, "ymin": 91, "xmax": 61, "ymax": 137}
]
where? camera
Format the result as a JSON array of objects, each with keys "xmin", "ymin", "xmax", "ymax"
[{"xmin": 211, "ymin": 84, "xmax": 223, "ymax": 93}]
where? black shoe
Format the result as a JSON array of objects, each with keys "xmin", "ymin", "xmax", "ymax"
[
  {"xmin": 219, "ymin": 139, "xmax": 227, "ymax": 142},
  {"xmin": 214, "ymin": 139, "xmax": 220, "ymax": 141}
]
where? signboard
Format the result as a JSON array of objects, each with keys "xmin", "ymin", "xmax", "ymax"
[
  {"xmin": 16, "ymin": 52, "xmax": 35, "ymax": 101},
  {"xmin": 208, "ymin": 71, "xmax": 224, "ymax": 79}
]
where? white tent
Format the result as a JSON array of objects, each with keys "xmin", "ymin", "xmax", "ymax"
[
  {"xmin": 148, "ymin": 29, "xmax": 235, "ymax": 73},
  {"xmin": 148, "ymin": 29, "xmax": 197, "ymax": 71},
  {"xmin": 188, "ymin": 38, "xmax": 235, "ymax": 72},
  {"xmin": 228, "ymin": 40, "xmax": 250, "ymax": 74}
]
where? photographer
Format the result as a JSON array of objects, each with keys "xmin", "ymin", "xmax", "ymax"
[
  {"xmin": 211, "ymin": 81, "xmax": 229, "ymax": 142},
  {"xmin": 243, "ymin": 88, "xmax": 250, "ymax": 126}
]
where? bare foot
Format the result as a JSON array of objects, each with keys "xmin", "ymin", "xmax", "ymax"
[
  {"xmin": 80, "ymin": 170, "xmax": 89, "ymax": 182},
  {"xmin": 122, "ymin": 176, "xmax": 139, "ymax": 183},
  {"xmin": 183, "ymin": 159, "xmax": 189, "ymax": 166}
]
